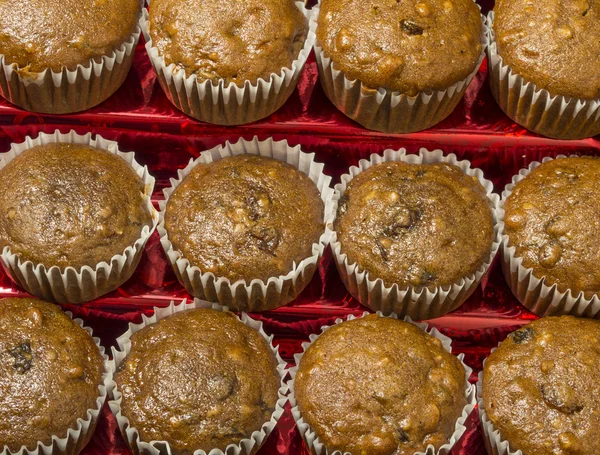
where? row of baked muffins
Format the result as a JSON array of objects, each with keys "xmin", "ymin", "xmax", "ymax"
[{"xmin": 2, "ymin": 0, "xmax": 596, "ymax": 139}]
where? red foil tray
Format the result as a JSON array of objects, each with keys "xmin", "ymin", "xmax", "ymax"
[{"xmin": 0, "ymin": 2, "xmax": 598, "ymax": 452}]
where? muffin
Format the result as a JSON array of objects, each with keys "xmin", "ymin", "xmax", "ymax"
[
  {"xmin": 489, "ymin": 0, "xmax": 600, "ymax": 139},
  {"xmin": 144, "ymin": 0, "xmax": 313, "ymax": 124},
  {"xmin": 481, "ymin": 316, "xmax": 600, "ymax": 455},
  {"xmin": 0, "ymin": 298, "xmax": 105, "ymax": 452},
  {"xmin": 315, "ymin": 0, "xmax": 484, "ymax": 133},
  {"xmin": 293, "ymin": 314, "xmax": 469, "ymax": 455},
  {"xmin": 0, "ymin": 0, "xmax": 142, "ymax": 113},
  {"xmin": 113, "ymin": 308, "xmax": 281, "ymax": 454}
]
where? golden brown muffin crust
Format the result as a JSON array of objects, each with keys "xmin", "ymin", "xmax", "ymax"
[
  {"xmin": 0, "ymin": 298, "xmax": 104, "ymax": 452},
  {"xmin": 334, "ymin": 161, "xmax": 494, "ymax": 288},
  {"xmin": 493, "ymin": 0, "xmax": 600, "ymax": 99},
  {"xmin": 149, "ymin": 0, "xmax": 307, "ymax": 85},
  {"xmin": 0, "ymin": 0, "xmax": 142, "ymax": 73},
  {"xmin": 165, "ymin": 154, "xmax": 324, "ymax": 282},
  {"xmin": 294, "ymin": 315, "xmax": 467, "ymax": 455},
  {"xmin": 114, "ymin": 309, "xmax": 280, "ymax": 455},
  {"xmin": 0, "ymin": 143, "xmax": 152, "ymax": 270},
  {"xmin": 317, "ymin": 0, "xmax": 482, "ymax": 94},
  {"xmin": 504, "ymin": 157, "xmax": 600, "ymax": 298},
  {"xmin": 482, "ymin": 316, "xmax": 600, "ymax": 455}
]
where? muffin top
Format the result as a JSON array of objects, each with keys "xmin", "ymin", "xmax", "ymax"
[
  {"xmin": 115, "ymin": 309, "xmax": 280, "ymax": 454},
  {"xmin": 0, "ymin": 142, "xmax": 153, "ymax": 270},
  {"xmin": 149, "ymin": 0, "xmax": 307, "ymax": 85},
  {"xmin": 334, "ymin": 161, "xmax": 494, "ymax": 288},
  {"xmin": 493, "ymin": 0, "xmax": 600, "ymax": 100},
  {"xmin": 165, "ymin": 154, "xmax": 324, "ymax": 282},
  {"xmin": 482, "ymin": 316, "xmax": 600, "ymax": 455},
  {"xmin": 317, "ymin": 0, "xmax": 482, "ymax": 95},
  {"xmin": 0, "ymin": 0, "xmax": 141, "ymax": 73},
  {"xmin": 294, "ymin": 315, "xmax": 467, "ymax": 455},
  {"xmin": 504, "ymin": 157, "xmax": 600, "ymax": 298},
  {"xmin": 0, "ymin": 298, "xmax": 104, "ymax": 451}
]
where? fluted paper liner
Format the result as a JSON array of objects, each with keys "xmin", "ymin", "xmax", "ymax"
[
  {"xmin": 158, "ymin": 136, "xmax": 335, "ymax": 312},
  {"xmin": 487, "ymin": 12, "xmax": 600, "ymax": 140},
  {"xmin": 288, "ymin": 312, "xmax": 477, "ymax": 455},
  {"xmin": 500, "ymin": 156, "xmax": 600, "ymax": 318},
  {"xmin": 0, "ymin": 22, "xmax": 140, "ymax": 114},
  {"xmin": 141, "ymin": 2, "xmax": 316, "ymax": 125},
  {"xmin": 0, "ymin": 130, "xmax": 159, "ymax": 304},
  {"xmin": 1, "ymin": 313, "xmax": 111, "ymax": 455},
  {"xmin": 314, "ymin": 2, "xmax": 487, "ymax": 134},
  {"xmin": 331, "ymin": 148, "xmax": 501, "ymax": 319},
  {"xmin": 106, "ymin": 298, "xmax": 289, "ymax": 455}
]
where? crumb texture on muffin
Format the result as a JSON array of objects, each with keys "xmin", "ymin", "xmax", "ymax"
[
  {"xmin": 294, "ymin": 315, "xmax": 467, "ymax": 455},
  {"xmin": 0, "ymin": 298, "xmax": 104, "ymax": 452},
  {"xmin": 114, "ymin": 309, "xmax": 280, "ymax": 454},
  {"xmin": 334, "ymin": 161, "xmax": 494, "ymax": 288},
  {"xmin": 504, "ymin": 157, "xmax": 600, "ymax": 298},
  {"xmin": 482, "ymin": 316, "xmax": 600, "ymax": 455},
  {"xmin": 0, "ymin": 143, "xmax": 152, "ymax": 269},
  {"xmin": 165, "ymin": 154, "xmax": 324, "ymax": 282},
  {"xmin": 0, "ymin": 0, "xmax": 142, "ymax": 72},
  {"xmin": 317, "ymin": 0, "xmax": 482, "ymax": 94}
]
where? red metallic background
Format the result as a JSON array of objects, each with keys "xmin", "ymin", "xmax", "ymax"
[{"xmin": 0, "ymin": 1, "xmax": 598, "ymax": 453}]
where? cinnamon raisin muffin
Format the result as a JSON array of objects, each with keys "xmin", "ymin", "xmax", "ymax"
[
  {"xmin": 334, "ymin": 161, "xmax": 494, "ymax": 288},
  {"xmin": 149, "ymin": 0, "xmax": 307, "ymax": 86},
  {"xmin": 503, "ymin": 157, "xmax": 600, "ymax": 298},
  {"xmin": 317, "ymin": 0, "xmax": 482, "ymax": 95},
  {"xmin": 0, "ymin": 298, "xmax": 104, "ymax": 451},
  {"xmin": 0, "ymin": 142, "xmax": 153, "ymax": 269},
  {"xmin": 164, "ymin": 154, "xmax": 324, "ymax": 282},
  {"xmin": 294, "ymin": 314, "xmax": 468, "ymax": 455},
  {"xmin": 114, "ymin": 309, "xmax": 280, "ymax": 454},
  {"xmin": 482, "ymin": 316, "xmax": 600, "ymax": 455}
]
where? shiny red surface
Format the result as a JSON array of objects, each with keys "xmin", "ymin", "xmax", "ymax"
[{"xmin": 1, "ymin": 3, "xmax": 599, "ymax": 451}]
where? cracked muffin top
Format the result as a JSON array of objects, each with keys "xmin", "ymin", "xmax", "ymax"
[
  {"xmin": 0, "ymin": 298, "xmax": 104, "ymax": 452},
  {"xmin": 503, "ymin": 157, "xmax": 600, "ymax": 298},
  {"xmin": 0, "ymin": 0, "xmax": 142, "ymax": 73},
  {"xmin": 317, "ymin": 0, "xmax": 482, "ymax": 95},
  {"xmin": 114, "ymin": 309, "xmax": 280, "ymax": 454},
  {"xmin": 164, "ymin": 154, "xmax": 324, "ymax": 282},
  {"xmin": 482, "ymin": 316, "xmax": 600, "ymax": 455},
  {"xmin": 149, "ymin": 0, "xmax": 307, "ymax": 85},
  {"xmin": 334, "ymin": 161, "xmax": 494, "ymax": 288},
  {"xmin": 294, "ymin": 314, "xmax": 468, "ymax": 455},
  {"xmin": 493, "ymin": 0, "xmax": 600, "ymax": 99}
]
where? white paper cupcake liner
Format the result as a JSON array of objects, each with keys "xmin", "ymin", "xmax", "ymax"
[
  {"xmin": 141, "ymin": 2, "xmax": 316, "ymax": 125},
  {"xmin": 106, "ymin": 298, "xmax": 289, "ymax": 455},
  {"xmin": 331, "ymin": 148, "xmax": 501, "ymax": 320},
  {"xmin": 0, "ymin": 22, "xmax": 140, "ymax": 114},
  {"xmin": 158, "ymin": 136, "xmax": 335, "ymax": 312},
  {"xmin": 1, "ymin": 311, "xmax": 111, "ymax": 455},
  {"xmin": 487, "ymin": 12, "xmax": 600, "ymax": 140},
  {"xmin": 288, "ymin": 311, "xmax": 477, "ymax": 455},
  {"xmin": 0, "ymin": 130, "xmax": 159, "ymax": 304},
  {"xmin": 314, "ymin": 2, "xmax": 487, "ymax": 134},
  {"xmin": 499, "ymin": 156, "xmax": 600, "ymax": 318}
]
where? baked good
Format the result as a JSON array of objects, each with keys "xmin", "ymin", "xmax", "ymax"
[
  {"xmin": 149, "ymin": 0, "xmax": 307, "ymax": 85},
  {"xmin": 0, "ymin": 142, "xmax": 153, "ymax": 270},
  {"xmin": 114, "ymin": 309, "xmax": 280, "ymax": 454},
  {"xmin": 334, "ymin": 161, "xmax": 494, "ymax": 288},
  {"xmin": 294, "ymin": 314, "xmax": 467, "ymax": 455},
  {"xmin": 482, "ymin": 316, "xmax": 600, "ymax": 455},
  {"xmin": 0, "ymin": 298, "xmax": 104, "ymax": 451},
  {"xmin": 504, "ymin": 157, "xmax": 600, "ymax": 298},
  {"xmin": 493, "ymin": 0, "xmax": 600, "ymax": 100},
  {"xmin": 164, "ymin": 154, "xmax": 324, "ymax": 282},
  {"xmin": 317, "ymin": 0, "xmax": 482, "ymax": 95}
]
